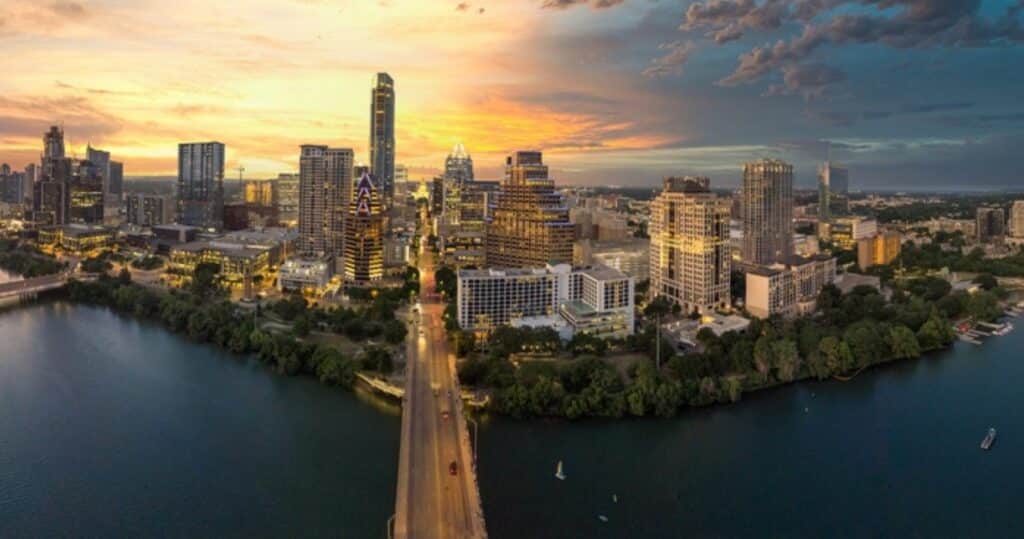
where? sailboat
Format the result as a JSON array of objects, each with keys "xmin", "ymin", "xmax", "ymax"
[{"xmin": 555, "ymin": 460, "xmax": 566, "ymax": 480}]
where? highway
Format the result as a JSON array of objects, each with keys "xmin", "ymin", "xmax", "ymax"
[{"xmin": 392, "ymin": 235, "xmax": 486, "ymax": 539}]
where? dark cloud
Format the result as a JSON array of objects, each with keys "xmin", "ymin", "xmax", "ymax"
[
  {"xmin": 540, "ymin": 0, "xmax": 625, "ymax": 10},
  {"xmin": 807, "ymin": 101, "xmax": 977, "ymax": 125},
  {"xmin": 456, "ymin": 2, "xmax": 471, "ymax": 11},
  {"xmin": 679, "ymin": 0, "xmax": 1024, "ymax": 94},
  {"xmin": 49, "ymin": 1, "xmax": 88, "ymax": 18},
  {"xmin": 642, "ymin": 41, "xmax": 696, "ymax": 78},
  {"xmin": 765, "ymin": 62, "xmax": 846, "ymax": 99}
]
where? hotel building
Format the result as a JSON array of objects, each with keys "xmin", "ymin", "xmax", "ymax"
[{"xmin": 742, "ymin": 159, "xmax": 793, "ymax": 265}]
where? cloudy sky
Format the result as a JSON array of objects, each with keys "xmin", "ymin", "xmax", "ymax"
[{"xmin": 1, "ymin": 0, "xmax": 1022, "ymax": 189}]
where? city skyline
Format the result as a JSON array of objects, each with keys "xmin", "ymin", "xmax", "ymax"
[{"xmin": 2, "ymin": 0, "xmax": 1022, "ymax": 189}]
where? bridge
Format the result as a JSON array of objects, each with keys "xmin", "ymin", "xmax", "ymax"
[
  {"xmin": 392, "ymin": 239, "xmax": 487, "ymax": 539},
  {"xmin": 0, "ymin": 273, "xmax": 70, "ymax": 301}
]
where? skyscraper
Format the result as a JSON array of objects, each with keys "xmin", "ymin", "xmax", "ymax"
[
  {"xmin": 43, "ymin": 126, "xmax": 65, "ymax": 162},
  {"xmin": 649, "ymin": 176, "xmax": 732, "ymax": 315},
  {"xmin": 344, "ymin": 170, "xmax": 384, "ymax": 284},
  {"xmin": 369, "ymin": 73, "xmax": 395, "ymax": 206},
  {"xmin": 176, "ymin": 142, "xmax": 225, "ymax": 230},
  {"xmin": 485, "ymin": 151, "xmax": 574, "ymax": 268},
  {"xmin": 742, "ymin": 159, "xmax": 794, "ymax": 265},
  {"xmin": 818, "ymin": 161, "xmax": 849, "ymax": 225},
  {"xmin": 298, "ymin": 145, "xmax": 353, "ymax": 260},
  {"xmin": 976, "ymin": 206, "xmax": 1006, "ymax": 243},
  {"xmin": 276, "ymin": 173, "xmax": 300, "ymax": 224},
  {"xmin": 1010, "ymin": 201, "xmax": 1024, "ymax": 238},
  {"xmin": 35, "ymin": 126, "xmax": 71, "ymax": 225}
]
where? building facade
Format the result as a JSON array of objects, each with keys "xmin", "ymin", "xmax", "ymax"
[
  {"xmin": 276, "ymin": 173, "xmax": 300, "ymax": 225},
  {"xmin": 176, "ymin": 142, "xmax": 225, "ymax": 230},
  {"xmin": 456, "ymin": 264, "xmax": 634, "ymax": 339},
  {"xmin": 369, "ymin": 73, "xmax": 395, "ymax": 205},
  {"xmin": 828, "ymin": 216, "xmax": 878, "ymax": 250},
  {"xmin": 343, "ymin": 171, "xmax": 384, "ymax": 284},
  {"xmin": 650, "ymin": 176, "xmax": 731, "ymax": 315},
  {"xmin": 298, "ymin": 145, "xmax": 353, "ymax": 260},
  {"xmin": 742, "ymin": 159, "xmax": 793, "ymax": 265},
  {"xmin": 818, "ymin": 161, "xmax": 849, "ymax": 227},
  {"xmin": 745, "ymin": 255, "xmax": 837, "ymax": 318},
  {"xmin": 485, "ymin": 151, "xmax": 574, "ymax": 268},
  {"xmin": 127, "ymin": 194, "xmax": 172, "ymax": 227},
  {"xmin": 857, "ymin": 231, "xmax": 902, "ymax": 271},
  {"xmin": 976, "ymin": 206, "xmax": 1006, "ymax": 243},
  {"xmin": 1011, "ymin": 201, "xmax": 1024, "ymax": 238}
]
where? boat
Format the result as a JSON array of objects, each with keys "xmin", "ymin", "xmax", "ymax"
[
  {"xmin": 598, "ymin": 515, "xmax": 609, "ymax": 523},
  {"xmin": 981, "ymin": 428, "xmax": 997, "ymax": 450},
  {"xmin": 555, "ymin": 460, "xmax": 566, "ymax": 480},
  {"xmin": 612, "ymin": 494, "xmax": 618, "ymax": 503}
]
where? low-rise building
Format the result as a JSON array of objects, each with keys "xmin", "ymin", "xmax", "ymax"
[
  {"xmin": 166, "ymin": 227, "xmax": 297, "ymax": 293},
  {"xmin": 857, "ymin": 230, "xmax": 902, "ymax": 270},
  {"xmin": 457, "ymin": 263, "xmax": 634, "ymax": 339},
  {"xmin": 38, "ymin": 224, "xmax": 113, "ymax": 256},
  {"xmin": 826, "ymin": 217, "xmax": 877, "ymax": 250},
  {"xmin": 745, "ymin": 255, "xmax": 837, "ymax": 318},
  {"xmin": 278, "ymin": 256, "xmax": 334, "ymax": 294}
]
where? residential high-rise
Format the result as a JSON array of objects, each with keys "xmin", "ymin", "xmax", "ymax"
[
  {"xmin": 127, "ymin": 194, "xmax": 172, "ymax": 226},
  {"xmin": 298, "ymin": 145, "xmax": 353, "ymax": 260},
  {"xmin": 344, "ymin": 170, "xmax": 384, "ymax": 284},
  {"xmin": 976, "ymin": 206, "xmax": 1006, "ymax": 243},
  {"xmin": 369, "ymin": 73, "xmax": 395, "ymax": 205},
  {"xmin": 176, "ymin": 142, "xmax": 225, "ymax": 230},
  {"xmin": 485, "ymin": 151, "xmax": 574, "ymax": 268},
  {"xmin": 649, "ymin": 176, "xmax": 731, "ymax": 315},
  {"xmin": 818, "ymin": 161, "xmax": 849, "ymax": 226},
  {"xmin": 857, "ymin": 231, "xmax": 902, "ymax": 271},
  {"xmin": 742, "ymin": 159, "xmax": 793, "ymax": 265},
  {"xmin": 1010, "ymin": 201, "xmax": 1024, "ymax": 238},
  {"xmin": 276, "ymin": 173, "xmax": 300, "ymax": 224},
  {"xmin": 244, "ymin": 180, "xmax": 276, "ymax": 207}
]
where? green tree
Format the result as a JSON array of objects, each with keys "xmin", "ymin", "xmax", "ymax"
[{"xmin": 888, "ymin": 325, "xmax": 921, "ymax": 360}]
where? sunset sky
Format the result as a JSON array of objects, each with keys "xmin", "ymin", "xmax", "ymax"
[{"xmin": 1, "ymin": 0, "xmax": 1022, "ymax": 189}]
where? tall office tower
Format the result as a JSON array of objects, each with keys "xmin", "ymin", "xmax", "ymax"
[
  {"xmin": 69, "ymin": 160, "xmax": 105, "ymax": 223},
  {"xmin": 1010, "ymin": 201, "xmax": 1024, "ymax": 238},
  {"xmin": 818, "ymin": 161, "xmax": 849, "ymax": 224},
  {"xmin": 976, "ymin": 206, "xmax": 1006, "ymax": 243},
  {"xmin": 86, "ymin": 145, "xmax": 111, "ymax": 185},
  {"xmin": 742, "ymin": 158, "xmax": 794, "ymax": 265},
  {"xmin": 485, "ymin": 151, "xmax": 574, "ymax": 268},
  {"xmin": 43, "ymin": 125, "xmax": 65, "ymax": 162},
  {"xmin": 369, "ymin": 73, "xmax": 395, "ymax": 206},
  {"xmin": 176, "ymin": 142, "xmax": 225, "ymax": 230},
  {"xmin": 23, "ymin": 164, "xmax": 37, "ymax": 207},
  {"xmin": 344, "ymin": 170, "xmax": 384, "ymax": 283},
  {"xmin": 108, "ymin": 161, "xmax": 123, "ymax": 196},
  {"xmin": 276, "ymin": 173, "xmax": 300, "ymax": 224},
  {"xmin": 445, "ymin": 143, "xmax": 474, "ymax": 184},
  {"xmin": 649, "ymin": 176, "xmax": 732, "ymax": 315},
  {"xmin": 298, "ymin": 145, "xmax": 353, "ymax": 258}
]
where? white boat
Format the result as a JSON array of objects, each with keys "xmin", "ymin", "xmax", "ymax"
[
  {"xmin": 598, "ymin": 515, "xmax": 609, "ymax": 523},
  {"xmin": 555, "ymin": 460, "xmax": 566, "ymax": 480}
]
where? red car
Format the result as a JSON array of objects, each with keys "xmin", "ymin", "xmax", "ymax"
[{"xmin": 449, "ymin": 461, "xmax": 458, "ymax": 476}]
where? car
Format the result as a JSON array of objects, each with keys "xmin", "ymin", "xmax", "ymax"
[
  {"xmin": 441, "ymin": 410, "xmax": 450, "ymax": 421},
  {"xmin": 449, "ymin": 461, "xmax": 458, "ymax": 476}
]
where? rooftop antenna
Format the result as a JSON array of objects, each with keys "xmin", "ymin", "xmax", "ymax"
[{"xmin": 237, "ymin": 165, "xmax": 245, "ymax": 183}]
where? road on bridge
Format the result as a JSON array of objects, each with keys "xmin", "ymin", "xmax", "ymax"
[{"xmin": 392, "ymin": 233, "xmax": 486, "ymax": 539}]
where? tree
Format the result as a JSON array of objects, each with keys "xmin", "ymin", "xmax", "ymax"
[
  {"xmin": 117, "ymin": 267, "xmax": 132, "ymax": 285},
  {"xmin": 292, "ymin": 315, "xmax": 312, "ymax": 337},
  {"xmin": 972, "ymin": 273, "xmax": 998, "ymax": 291},
  {"xmin": 190, "ymin": 262, "xmax": 222, "ymax": 298},
  {"xmin": 383, "ymin": 320, "xmax": 408, "ymax": 344},
  {"xmin": 887, "ymin": 325, "xmax": 921, "ymax": 360}
]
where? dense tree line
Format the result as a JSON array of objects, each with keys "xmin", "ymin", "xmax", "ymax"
[
  {"xmin": 0, "ymin": 240, "xmax": 65, "ymax": 277},
  {"xmin": 902, "ymin": 243, "xmax": 1024, "ymax": 277},
  {"xmin": 64, "ymin": 276, "xmax": 393, "ymax": 390},
  {"xmin": 267, "ymin": 291, "xmax": 408, "ymax": 346},
  {"xmin": 457, "ymin": 278, "xmax": 979, "ymax": 420}
]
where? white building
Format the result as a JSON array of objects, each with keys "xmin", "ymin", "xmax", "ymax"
[
  {"xmin": 745, "ymin": 255, "xmax": 837, "ymax": 318},
  {"xmin": 278, "ymin": 256, "xmax": 333, "ymax": 293},
  {"xmin": 457, "ymin": 263, "xmax": 634, "ymax": 339}
]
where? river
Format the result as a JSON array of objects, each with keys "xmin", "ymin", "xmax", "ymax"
[{"xmin": 1, "ymin": 303, "xmax": 1021, "ymax": 537}]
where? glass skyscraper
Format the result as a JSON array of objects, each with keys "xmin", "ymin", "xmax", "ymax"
[
  {"xmin": 369, "ymin": 73, "xmax": 395, "ymax": 206},
  {"xmin": 176, "ymin": 142, "xmax": 225, "ymax": 230}
]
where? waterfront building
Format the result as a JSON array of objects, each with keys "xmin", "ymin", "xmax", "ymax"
[
  {"xmin": 456, "ymin": 263, "xmax": 634, "ymax": 339},
  {"xmin": 745, "ymin": 255, "xmax": 837, "ymax": 319},
  {"xmin": 742, "ymin": 159, "xmax": 793, "ymax": 265},
  {"xmin": 485, "ymin": 151, "xmax": 573, "ymax": 268},
  {"xmin": 38, "ymin": 224, "xmax": 114, "ymax": 256},
  {"xmin": 176, "ymin": 142, "xmax": 225, "ymax": 231},
  {"xmin": 827, "ymin": 216, "xmax": 878, "ymax": 250},
  {"xmin": 976, "ymin": 206, "xmax": 1006, "ymax": 243},
  {"xmin": 278, "ymin": 256, "xmax": 334, "ymax": 294},
  {"xmin": 857, "ymin": 231, "xmax": 902, "ymax": 271},
  {"xmin": 818, "ymin": 161, "xmax": 849, "ymax": 228},
  {"xmin": 166, "ymin": 227, "xmax": 296, "ymax": 295},
  {"xmin": 343, "ymin": 171, "xmax": 384, "ymax": 284},
  {"xmin": 369, "ymin": 73, "xmax": 395, "ymax": 205},
  {"xmin": 276, "ymin": 173, "xmax": 300, "ymax": 225},
  {"xmin": 298, "ymin": 145, "xmax": 353, "ymax": 261},
  {"xmin": 649, "ymin": 176, "xmax": 731, "ymax": 316},
  {"xmin": 126, "ymin": 194, "xmax": 172, "ymax": 227}
]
